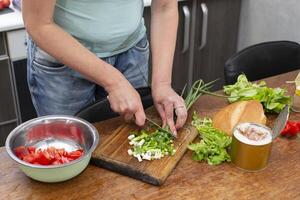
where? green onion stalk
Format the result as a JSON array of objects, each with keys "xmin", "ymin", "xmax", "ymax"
[{"xmin": 128, "ymin": 79, "xmax": 218, "ymax": 162}]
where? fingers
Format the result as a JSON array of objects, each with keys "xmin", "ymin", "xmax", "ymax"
[
  {"xmin": 134, "ymin": 106, "xmax": 146, "ymax": 126},
  {"xmin": 163, "ymin": 102, "xmax": 177, "ymax": 137},
  {"xmin": 120, "ymin": 102, "xmax": 145, "ymax": 126},
  {"xmin": 155, "ymin": 104, "xmax": 167, "ymax": 127},
  {"xmin": 123, "ymin": 113, "xmax": 134, "ymax": 123},
  {"xmin": 175, "ymin": 108, "xmax": 188, "ymax": 129},
  {"xmin": 175, "ymin": 106, "xmax": 188, "ymax": 129},
  {"xmin": 107, "ymin": 90, "xmax": 145, "ymax": 126},
  {"xmin": 174, "ymin": 100, "xmax": 188, "ymax": 129}
]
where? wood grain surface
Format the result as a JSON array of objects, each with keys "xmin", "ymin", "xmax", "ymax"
[
  {"xmin": 0, "ymin": 70, "xmax": 299, "ymax": 200},
  {"xmin": 91, "ymin": 107, "xmax": 198, "ymax": 186}
]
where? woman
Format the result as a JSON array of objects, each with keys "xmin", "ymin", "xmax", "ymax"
[{"xmin": 22, "ymin": 0, "xmax": 187, "ymax": 136}]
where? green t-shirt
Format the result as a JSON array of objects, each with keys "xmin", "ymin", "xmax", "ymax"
[{"xmin": 54, "ymin": 0, "xmax": 146, "ymax": 58}]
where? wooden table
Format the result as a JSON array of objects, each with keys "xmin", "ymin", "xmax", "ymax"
[{"xmin": 1, "ymin": 70, "xmax": 300, "ymax": 200}]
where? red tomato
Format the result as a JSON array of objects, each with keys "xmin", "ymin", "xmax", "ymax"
[
  {"xmin": 14, "ymin": 146, "xmax": 83, "ymax": 165},
  {"xmin": 23, "ymin": 154, "xmax": 36, "ymax": 164},
  {"xmin": 66, "ymin": 150, "xmax": 83, "ymax": 159},
  {"xmin": 0, "ymin": 0, "xmax": 10, "ymax": 9},
  {"xmin": 68, "ymin": 150, "xmax": 83, "ymax": 159},
  {"xmin": 27, "ymin": 146, "xmax": 36, "ymax": 154},
  {"xmin": 57, "ymin": 148, "xmax": 68, "ymax": 157},
  {"xmin": 35, "ymin": 150, "xmax": 53, "ymax": 165},
  {"xmin": 14, "ymin": 146, "xmax": 29, "ymax": 159},
  {"xmin": 281, "ymin": 121, "xmax": 300, "ymax": 137}
]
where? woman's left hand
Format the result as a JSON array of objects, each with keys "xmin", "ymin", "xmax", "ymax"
[{"xmin": 152, "ymin": 84, "xmax": 188, "ymax": 137}]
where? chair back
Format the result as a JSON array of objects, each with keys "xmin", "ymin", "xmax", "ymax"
[{"xmin": 225, "ymin": 41, "xmax": 300, "ymax": 84}]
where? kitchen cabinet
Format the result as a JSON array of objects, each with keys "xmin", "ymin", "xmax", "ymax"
[
  {"xmin": 0, "ymin": 36, "xmax": 18, "ymax": 146},
  {"xmin": 0, "ymin": 32, "xmax": 6, "ymax": 55},
  {"xmin": 143, "ymin": 1, "xmax": 193, "ymax": 93},
  {"xmin": 143, "ymin": 5, "xmax": 152, "ymax": 79},
  {"xmin": 0, "ymin": 29, "xmax": 36, "ymax": 146},
  {"xmin": 192, "ymin": 0, "xmax": 241, "ymax": 90},
  {"xmin": 7, "ymin": 29, "xmax": 37, "ymax": 123},
  {"xmin": 172, "ymin": 0, "xmax": 194, "ymax": 93},
  {"xmin": 0, "ymin": 58, "xmax": 16, "ymax": 122},
  {"xmin": 12, "ymin": 59, "xmax": 37, "ymax": 122},
  {"xmin": 0, "ymin": 122, "xmax": 17, "ymax": 146},
  {"xmin": 143, "ymin": 0, "xmax": 241, "ymax": 92}
]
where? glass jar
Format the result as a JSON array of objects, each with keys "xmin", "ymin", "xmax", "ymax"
[{"xmin": 292, "ymin": 85, "xmax": 300, "ymax": 112}]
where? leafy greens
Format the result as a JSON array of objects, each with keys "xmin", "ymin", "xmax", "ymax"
[
  {"xmin": 223, "ymin": 74, "xmax": 291, "ymax": 113},
  {"xmin": 188, "ymin": 113, "xmax": 231, "ymax": 165},
  {"xmin": 129, "ymin": 79, "xmax": 217, "ymax": 162}
]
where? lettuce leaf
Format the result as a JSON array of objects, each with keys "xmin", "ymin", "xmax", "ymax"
[
  {"xmin": 223, "ymin": 74, "xmax": 291, "ymax": 113},
  {"xmin": 188, "ymin": 113, "xmax": 231, "ymax": 165}
]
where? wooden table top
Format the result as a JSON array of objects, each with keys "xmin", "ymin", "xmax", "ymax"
[{"xmin": 1, "ymin": 70, "xmax": 299, "ymax": 200}]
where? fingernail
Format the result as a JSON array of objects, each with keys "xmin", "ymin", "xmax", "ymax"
[{"xmin": 173, "ymin": 130, "xmax": 177, "ymax": 138}]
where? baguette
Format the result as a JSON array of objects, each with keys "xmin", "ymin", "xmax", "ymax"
[{"xmin": 212, "ymin": 100, "xmax": 267, "ymax": 136}]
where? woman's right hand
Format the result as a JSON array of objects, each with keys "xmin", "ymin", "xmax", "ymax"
[{"xmin": 106, "ymin": 78, "xmax": 146, "ymax": 127}]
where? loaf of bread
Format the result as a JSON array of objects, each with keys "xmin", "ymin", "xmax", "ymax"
[{"xmin": 212, "ymin": 100, "xmax": 267, "ymax": 136}]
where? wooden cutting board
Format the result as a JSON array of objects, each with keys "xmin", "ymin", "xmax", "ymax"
[{"xmin": 91, "ymin": 107, "xmax": 198, "ymax": 186}]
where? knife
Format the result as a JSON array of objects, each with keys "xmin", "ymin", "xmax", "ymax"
[
  {"xmin": 75, "ymin": 87, "xmax": 153, "ymax": 123},
  {"xmin": 272, "ymin": 105, "xmax": 290, "ymax": 139}
]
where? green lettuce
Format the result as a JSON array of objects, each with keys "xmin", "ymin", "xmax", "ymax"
[
  {"xmin": 188, "ymin": 113, "xmax": 231, "ymax": 165},
  {"xmin": 223, "ymin": 74, "xmax": 291, "ymax": 113}
]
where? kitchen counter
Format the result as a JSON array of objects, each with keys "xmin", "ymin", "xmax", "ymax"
[
  {"xmin": 0, "ymin": 5, "xmax": 23, "ymax": 32},
  {"xmin": 0, "ymin": 0, "xmax": 187, "ymax": 32},
  {"xmin": 0, "ymin": 70, "xmax": 300, "ymax": 200},
  {"xmin": 144, "ymin": 0, "xmax": 186, "ymax": 7}
]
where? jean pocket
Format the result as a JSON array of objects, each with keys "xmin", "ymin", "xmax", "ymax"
[
  {"xmin": 133, "ymin": 35, "xmax": 149, "ymax": 52},
  {"xmin": 32, "ymin": 46, "xmax": 68, "ymax": 72}
]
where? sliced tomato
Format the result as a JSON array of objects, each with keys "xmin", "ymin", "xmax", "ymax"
[
  {"xmin": 14, "ymin": 146, "xmax": 83, "ymax": 165},
  {"xmin": 35, "ymin": 150, "xmax": 53, "ymax": 165},
  {"xmin": 27, "ymin": 146, "xmax": 36, "ymax": 154},
  {"xmin": 14, "ymin": 146, "xmax": 29, "ymax": 159},
  {"xmin": 57, "ymin": 148, "xmax": 68, "ymax": 157},
  {"xmin": 66, "ymin": 150, "xmax": 83, "ymax": 159},
  {"xmin": 23, "ymin": 154, "xmax": 36, "ymax": 164}
]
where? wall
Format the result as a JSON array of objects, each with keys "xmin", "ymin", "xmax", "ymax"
[{"xmin": 238, "ymin": 0, "xmax": 300, "ymax": 50}]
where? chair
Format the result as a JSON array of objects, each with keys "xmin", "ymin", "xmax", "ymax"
[
  {"xmin": 75, "ymin": 87, "xmax": 153, "ymax": 123},
  {"xmin": 224, "ymin": 41, "xmax": 300, "ymax": 84}
]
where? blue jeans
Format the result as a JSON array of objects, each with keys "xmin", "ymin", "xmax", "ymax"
[{"xmin": 27, "ymin": 35, "xmax": 149, "ymax": 116}]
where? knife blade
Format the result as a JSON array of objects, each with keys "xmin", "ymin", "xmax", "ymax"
[
  {"xmin": 272, "ymin": 105, "xmax": 290, "ymax": 139},
  {"xmin": 145, "ymin": 117, "xmax": 176, "ymax": 138}
]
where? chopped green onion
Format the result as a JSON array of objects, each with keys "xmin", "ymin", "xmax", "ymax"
[{"xmin": 129, "ymin": 79, "xmax": 218, "ymax": 162}]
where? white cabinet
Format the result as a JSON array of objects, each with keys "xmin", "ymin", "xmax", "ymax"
[{"xmin": 6, "ymin": 29, "xmax": 27, "ymax": 60}]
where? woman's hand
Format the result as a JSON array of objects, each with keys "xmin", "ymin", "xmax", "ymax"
[
  {"xmin": 152, "ymin": 84, "xmax": 188, "ymax": 137},
  {"xmin": 106, "ymin": 78, "xmax": 146, "ymax": 127}
]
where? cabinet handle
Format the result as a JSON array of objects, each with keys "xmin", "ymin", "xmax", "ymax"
[
  {"xmin": 199, "ymin": 3, "xmax": 208, "ymax": 50},
  {"xmin": 182, "ymin": 5, "xmax": 191, "ymax": 53}
]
